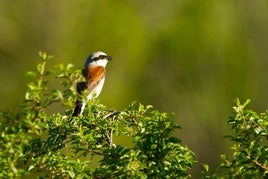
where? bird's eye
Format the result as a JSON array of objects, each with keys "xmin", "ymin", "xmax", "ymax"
[
  {"xmin": 92, "ymin": 57, "xmax": 99, "ymax": 61},
  {"xmin": 99, "ymin": 55, "xmax": 107, "ymax": 59}
]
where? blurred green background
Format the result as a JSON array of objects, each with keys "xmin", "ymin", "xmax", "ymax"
[{"xmin": 1, "ymin": 0, "xmax": 268, "ymax": 175}]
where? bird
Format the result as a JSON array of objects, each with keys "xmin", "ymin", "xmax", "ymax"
[{"xmin": 72, "ymin": 51, "xmax": 112, "ymax": 117}]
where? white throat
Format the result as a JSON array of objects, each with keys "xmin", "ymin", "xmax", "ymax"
[{"xmin": 88, "ymin": 59, "xmax": 108, "ymax": 67}]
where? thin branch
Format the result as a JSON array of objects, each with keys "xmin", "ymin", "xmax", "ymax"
[{"xmin": 246, "ymin": 156, "xmax": 268, "ymax": 171}]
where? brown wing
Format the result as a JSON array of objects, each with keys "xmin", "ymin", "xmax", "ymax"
[{"xmin": 85, "ymin": 66, "xmax": 106, "ymax": 92}]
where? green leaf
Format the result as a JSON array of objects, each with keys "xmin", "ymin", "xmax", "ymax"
[{"xmin": 25, "ymin": 71, "xmax": 38, "ymax": 78}]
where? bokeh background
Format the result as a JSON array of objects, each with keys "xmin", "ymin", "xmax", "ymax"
[{"xmin": 1, "ymin": 0, "xmax": 268, "ymax": 176}]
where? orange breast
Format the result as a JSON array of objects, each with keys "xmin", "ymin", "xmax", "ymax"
[{"xmin": 83, "ymin": 66, "xmax": 106, "ymax": 86}]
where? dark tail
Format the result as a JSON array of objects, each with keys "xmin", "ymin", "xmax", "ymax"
[
  {"xmin": 72, "ymin": 100, "xmax": 83, "ymax": 117},
  {"xmin": 72, "ymin": 82, "xmax": 87, "ymax": 117}
]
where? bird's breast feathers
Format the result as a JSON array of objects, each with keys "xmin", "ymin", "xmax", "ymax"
[{"xmin": 83, "ymin": 66, "xmax": 106, "ymax": 99}]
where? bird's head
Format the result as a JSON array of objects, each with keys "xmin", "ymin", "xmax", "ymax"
[{"xmin": 84, "ymin": 51, "xmax": 112, "ymax": 68}]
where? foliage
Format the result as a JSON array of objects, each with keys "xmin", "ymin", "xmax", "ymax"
[
  {"xmin": 0, "ymin": 52, "xmax": 195, "ymax": 178},
  {"xmin": 203, "ymin": 99, "xmax": 268, "ymax": 178},
  {"xmin": 2, "ymin": 52, "xmax": 268, "ymax": 178}
]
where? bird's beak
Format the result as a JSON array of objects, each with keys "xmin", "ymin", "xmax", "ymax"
[{"xmin": 107, "ymin": 56, "xmax": 113, "ymax": 61}]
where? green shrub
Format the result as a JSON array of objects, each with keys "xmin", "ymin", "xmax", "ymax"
[
  {"xmin": 0, "ymin": 52, "xmax": 195, "ymax": 178},
  {"xmin": 2, "ymin": 52, "xmax": 267, "ymax": 178},
  {"xmin": 203, "ymin": 99, "xmax": 268, "ymax": 178}
]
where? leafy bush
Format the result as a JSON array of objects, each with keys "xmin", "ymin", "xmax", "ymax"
[
  {"xmin": 0, "ymin": 52, "xmax": 195, "ymax": 178},
  {"xmin": 203, "ymin": 99, "xmax": 268, "ymax": 178},
  {"xmin": 1, "ymin": 52, "xmax": 268, "ymax": 178}
]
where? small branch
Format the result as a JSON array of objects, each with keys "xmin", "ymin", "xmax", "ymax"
[
  {"xmin": 246, "ymin": 156, "xmax": 268, "ymax": 171},
  {"xmin": 253, "ymin": 160, "xmax": 268, "ymax": 171},
  {"xmin": 104, "ymin": 111, "xmax": 117, "ymax": 148}
]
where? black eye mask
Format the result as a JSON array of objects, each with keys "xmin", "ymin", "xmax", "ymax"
[{"xmin": 92, "ymin": 55, "xmax": 112, "ymax": 61}]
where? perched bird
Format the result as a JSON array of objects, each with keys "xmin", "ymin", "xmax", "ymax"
[{"xmin": 72, "ymin": 51, "xmax": 112, "ymax": 116}]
